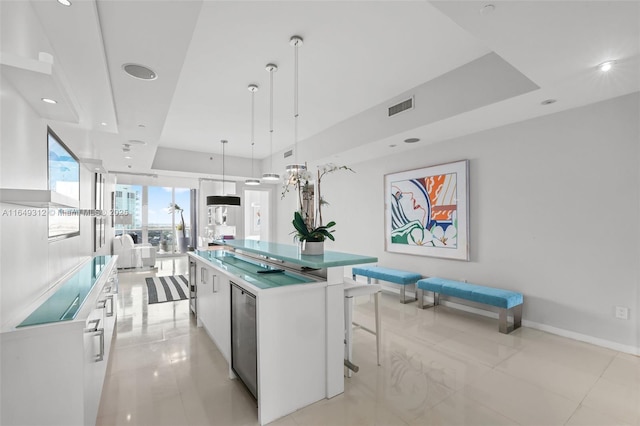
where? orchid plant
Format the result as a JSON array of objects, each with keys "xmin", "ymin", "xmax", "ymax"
[{"xmin": 281, "ymin": 163, "xmax": 354, "ymax": 241}]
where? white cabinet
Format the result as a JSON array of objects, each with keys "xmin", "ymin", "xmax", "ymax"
[
  {"xmin": 194, "ymin": 260, "xmax": 231, "ymax": 361},
  {"xmin": 0, "ymin": 256, "xmax": 118, "ymax": 426},
  {"xmin": 197, "ymin": 262, "xmax": 214, "ymax": 331},
  {"xmin": 210, "ymin": 273, "xmax": 231, "ymax": 361}
]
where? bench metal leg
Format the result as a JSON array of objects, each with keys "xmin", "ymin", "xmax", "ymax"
[
  {"xmin": 499, "ymin": 309, "xmax": 509, "ymax": 334},
  {"xmin": 417, "ymin": 289, "xmax": 438, "ymax": 309},
  {"xmin": 399, "ymin": 284, "xmax": 418, "ymax": 304},
  {"xmin": 499, "ymin": 304, "xmax": 523, "ymax": 334},
  {"xmin": 513, "ymin": 304, "xmax": 522, "ymax": 330}
]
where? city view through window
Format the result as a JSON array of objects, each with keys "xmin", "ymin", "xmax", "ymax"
[{"xmin": 114, "ymin": 185, "xmax": 191, "ymax": 254}]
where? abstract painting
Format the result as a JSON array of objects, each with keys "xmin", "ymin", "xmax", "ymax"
[{"xmin": 384, "ymin": 160, "xmax": 469, "ymax": 260}]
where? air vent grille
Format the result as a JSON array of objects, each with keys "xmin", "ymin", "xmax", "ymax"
[
  {"xmin": 388, "ymin": 97, "xmax": 414, "ymax": 117},
  {"xmin": 284, "ymin": 149, "xmax": 293, "ymax": 158}
]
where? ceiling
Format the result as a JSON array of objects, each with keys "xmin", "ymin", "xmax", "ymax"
[{"xmin": 2, "ymin": 0, "xmax": 639, "ymax": 180}]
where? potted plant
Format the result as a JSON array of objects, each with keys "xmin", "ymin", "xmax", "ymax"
[
  {"xmin": 291, "ymin": 211, "xmax": 335, "ymax": 255},
  {"xmin": 282, "ymin": 163, "xmax": 354, "ymax": 255},
  {"xmin": 168, "ymin": 203, "xmax": 189, "ymax": 253}
]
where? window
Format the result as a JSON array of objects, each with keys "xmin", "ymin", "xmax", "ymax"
[
  {"xmin": 113, "ymin": 184, "xmax": 142, "ymax": 243},
  {"xmin": 115, "ymin": 184, "xmax": 193, "ymax": 254},
  {"xmin": 48, "ymin": 127, "xmax": 80, "ymax": 239}
]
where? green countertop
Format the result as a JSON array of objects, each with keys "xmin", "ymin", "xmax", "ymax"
[
  {"xmin": 192, "ymin": 250, "xmax": 317, "ymax": 290},
  {"xmin": 215, "ymin": 239, "xmax": 377, "ymax": 269},
  {"xmin": 18, "ymin": 256, "xmax": 113, "ymax": 328}
]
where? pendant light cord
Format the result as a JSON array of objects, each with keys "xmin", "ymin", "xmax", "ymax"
[
  {"xmin": 286, "ymin": 35, "xmax": 304, "ymax": 172},
  {"xmin": 269, "ymin": 68, "xmax": 274, "ymax": 172},
  {"xmin": 251, "ymin": 88, "xmax": 255, "ymax": 177},
  {"xmin": 293, "ymin": 41, "xmax": 299, "ymax": 165}
]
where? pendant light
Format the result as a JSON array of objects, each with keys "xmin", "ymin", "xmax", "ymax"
[
  {"xmin": 262, "ymin": 63, "xmax": 280, "ymax": 181},
  {"xmin": 245, "ymin": 84, "xmax": 260, "ymax": 186},
  {"xmin": 285, "ymin": 35, "xmax": 306, "ymax": 173},
  {"xmin": 206, "ymin": 140, "xmax": 241, "ymax": 206}
]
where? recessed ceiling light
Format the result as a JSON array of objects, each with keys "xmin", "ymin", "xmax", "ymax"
[
  {"xmin": 598, "ymin": 61, "xmax": 614, "ymax": 72},
  {"xmin": 127, "ymin": 165, "xmax": 132, "ymax": 169},
  {"xmin": 124, "ymin": 155, "xmax": 132, "ymax": 160},
  {"xmin": 541, "ymin": 99, "xmax": 557, "ymax": 105},
  {"xmin": 480, "ymin": 4, "xmax": 495, "ymax": 15},
  {"xmin": 122, "ymin": 63, "xmax": 157, "ymax": 80},
  {"xmin": 101, "ymin": 122, "xmax": 107, "ymax": 126},
  {"xmin": 41, "ymin": 97, "xmax": 57, "ymax": 104},
  {"xmin": 127, "ymin": 139, "xmax": 147, "ymax": 146},
  {"xmin": 404, "ymin": 138, "xmax": 420, "ymax": 144},
  {"xmin": 57, "ymin": 0, "xmax": 72, "ymax": 6},
  {"xmin": 94, "ymin": 167, "xmax": 101, "ymax": 171}
]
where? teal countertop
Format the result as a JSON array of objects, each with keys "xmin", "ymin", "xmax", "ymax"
[
  {"xmin": 18, "ymin": 256, "xmax": 113, "ymax": 328},
  {"xmin": 192, "ymin": 250, "xmax": 317, "ymax": 290},
  {"xmin": 215, "ymin": 239, "xmax": 378, "ymax": 269}
]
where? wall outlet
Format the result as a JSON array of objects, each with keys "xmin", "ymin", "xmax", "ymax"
[{"xmin": 615, "ymin": 306, "xmax": 629, "ymax": 320}]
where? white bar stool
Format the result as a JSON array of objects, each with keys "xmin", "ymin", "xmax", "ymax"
[{"xmin": 344, "ymin": 280, "xmax": 382, "ymax": 377}]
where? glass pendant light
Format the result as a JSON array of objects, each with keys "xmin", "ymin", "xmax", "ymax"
[
  {"xmin": 285, "ymin": 35, "xmax": 306, "ymax": 173},
  {"xmin": 207, "ymin": 140, "xmax": 241, "ymax": 206},
  {"xmin": 262, "ymin": 63, "xmax": 280, "ymax": 181},
  {"xmin": 245, "ymin": 84, "xmax": 260, "ymax": 186}
]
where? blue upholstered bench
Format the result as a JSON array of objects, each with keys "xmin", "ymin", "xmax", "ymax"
[
  {"xmin": 417, "ymin": 277, "xmax": 523, "ymax": 334},
  {"xmin": 352, "ymin": 266, "xmax": 422, "ymax": 304}
]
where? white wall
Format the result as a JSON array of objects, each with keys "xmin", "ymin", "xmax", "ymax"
[
  {"xmin": 0, "ymin": 77, "xmax": 101, "ymax": 327},
  {"xmin": 276, "ymin": 93, "xmax": 639, "ymax": 352}
]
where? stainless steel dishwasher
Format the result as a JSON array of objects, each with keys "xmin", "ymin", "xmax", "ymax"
[{"xmin": 230, "ymin": 282, "xmax": 257, "ymax": 399}]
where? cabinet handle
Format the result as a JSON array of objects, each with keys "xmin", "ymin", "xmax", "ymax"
[
  {"xmin": 106, "ymin": 295, "xmax": 114, "ymax": 317},
  {"xmin": 85, "ymin": 318, "xmax": 100, "ymax": 332},
  {"xmin": 97, "ymin": 299, "xmax": 107, "ymax": 309},
  {"xmin": 104, "ymin": 286, "xmax": 112, "ymax": 293},
  {"xmin": 95, "ymin": 327, "xmax": 105, "ymax": 362},
  {"xmin": 85, "ymin": 319, "xmax": 104, "ymax": 362},
  {"xmin": 212, "ymin": 275, "xmax": 217, "ymax": 293}
]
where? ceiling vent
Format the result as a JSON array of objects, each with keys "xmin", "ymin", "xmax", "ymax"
[
  {"xmin": 283, "ymin": 149, "xmax": 293, "ymax": 158},
  {"xmin": 388, "ymin": 96, "xmax": 414, "ymax": 117}
]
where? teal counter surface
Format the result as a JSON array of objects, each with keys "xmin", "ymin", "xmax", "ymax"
[
  {"xmin": 18, "ymin": 256, "xmax": 113, "ymax": 328},
  {"xmin": 193, "ymin": 250, "xmax": 317, "ymax": 290},
  {"xmin": 216, "ymin": 239, "xmax": 377, "ymax": 269}
]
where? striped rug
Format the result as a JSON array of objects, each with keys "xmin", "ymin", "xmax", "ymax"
[{"xmin": 145, "ymin": 275, "xmax": 189, "ymax": 304}]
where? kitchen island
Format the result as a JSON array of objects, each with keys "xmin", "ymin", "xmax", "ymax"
[{"xmin": 188, "ymin": 240, "xmax": 376, "ymax": 425}]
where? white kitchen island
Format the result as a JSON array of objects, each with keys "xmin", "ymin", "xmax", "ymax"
[{"xmin": 188, "ymin": 240, "xmax": 377, "ymax": 425}]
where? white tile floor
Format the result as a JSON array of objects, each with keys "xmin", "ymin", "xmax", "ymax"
[{"xmin": 97, "ymin": 257, "xmax": 640, "ymax": 426}]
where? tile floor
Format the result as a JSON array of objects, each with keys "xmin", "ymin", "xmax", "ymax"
[{"xmin": 97, "ymin": 257, "xmax": 640, "ymax": 426}]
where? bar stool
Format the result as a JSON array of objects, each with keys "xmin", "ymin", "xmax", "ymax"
[{"xmin": 344, "ymin": 280, "xmax": 382, "ymax": 377}]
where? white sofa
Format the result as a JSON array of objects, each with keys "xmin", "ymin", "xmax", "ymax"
[{"xmin": 112, "ymin": 234, "xmax": 156, "ymax": 269}]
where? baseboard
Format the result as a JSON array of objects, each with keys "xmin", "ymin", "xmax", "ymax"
[
  {"xmin": 521, "ymin": 320, "xmax": 639, "ymax": 356},
  {"xmin": 373, "ymin": 283, "xmax": 639, "ymax": 356}
]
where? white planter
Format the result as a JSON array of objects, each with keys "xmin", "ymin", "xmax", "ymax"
[
  {"xmin": 301, "ymin": 241, "xmax": 324, "ymax": 255},
  {"xmin": 177, "ymin": 237, "xmax": 190, "ymax": 253}
]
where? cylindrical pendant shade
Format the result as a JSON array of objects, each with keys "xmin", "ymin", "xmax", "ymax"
[{"xmin": 206, "ymin": 195, "xmax": 241, "ymax": 206}]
